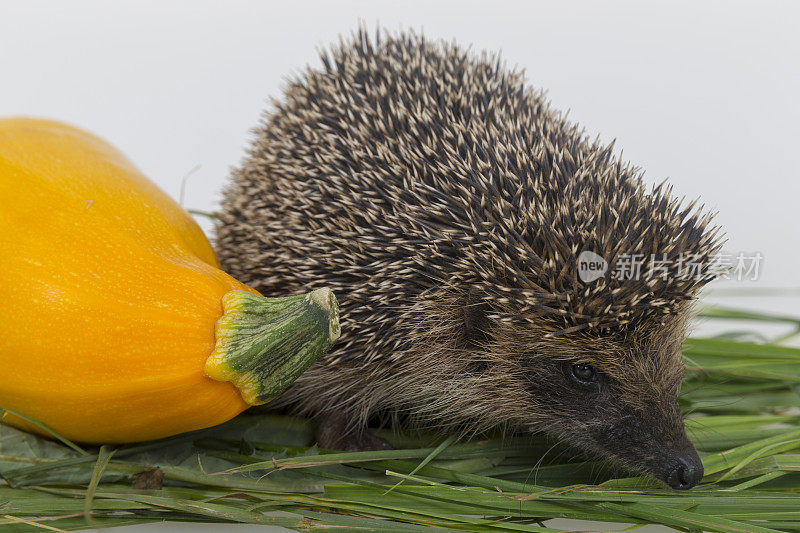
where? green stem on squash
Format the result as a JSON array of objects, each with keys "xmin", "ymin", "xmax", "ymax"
[{"xmin": 204, "ymin": 288, "xmax": 340, "ymax": 405}]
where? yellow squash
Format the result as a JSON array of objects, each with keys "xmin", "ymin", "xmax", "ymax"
[{"xmin": 0, "ymin": 117, "xmax": 339, "ymax": 443}]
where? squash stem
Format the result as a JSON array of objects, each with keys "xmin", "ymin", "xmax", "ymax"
[{"xmin": 204, "ymin": 288, "xmax": 340, "ymax": 405}]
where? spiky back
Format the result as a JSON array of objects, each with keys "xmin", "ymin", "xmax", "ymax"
[{"xmin": 217, "ymin": 29, "xmax": 723, "ymax": 366}]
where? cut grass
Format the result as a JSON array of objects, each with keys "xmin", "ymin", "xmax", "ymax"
[{"xmin": 1, "ymin": 305, "xmax": 799, "ymax": 532}]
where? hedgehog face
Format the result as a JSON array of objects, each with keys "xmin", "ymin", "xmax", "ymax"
[
  {"xmin": 522, "ymin": 354, "xmax": 701, "ymax": 489},
  {"xmin": 477, "ymin": 304, "xmax": 700, "ymax": 489},
  {"xmin": 508, "ymin": 312, "xmax": 702, "ymax": 490}
]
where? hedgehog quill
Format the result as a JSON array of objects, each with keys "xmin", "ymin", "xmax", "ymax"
[{"xmin": 216, "ymin": 29, "xmax": 723, "ymax": 489}]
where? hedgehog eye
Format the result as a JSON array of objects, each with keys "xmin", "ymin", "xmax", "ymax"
[{"xmin": 569, "ymin": 363, "xmax": 598, "ymax": 385}]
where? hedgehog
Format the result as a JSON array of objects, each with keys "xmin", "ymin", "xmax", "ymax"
[{"xmin": 215, "ymin": 28, "xmax": 723, "ymax": 490}]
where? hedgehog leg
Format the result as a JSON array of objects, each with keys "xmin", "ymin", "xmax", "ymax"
[{"xmin": 316, "ymin": 412, "xmax": 393, "ymax": 451}]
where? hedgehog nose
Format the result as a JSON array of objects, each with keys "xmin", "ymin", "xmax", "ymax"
[{"xmin": 666, "ymin": 453, "xmax": 704, "ymax": 490}]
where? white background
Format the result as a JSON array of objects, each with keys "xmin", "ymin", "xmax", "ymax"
[{"xmin": 2, "ymin": 1, "xmax": 799, "ymax": 531}]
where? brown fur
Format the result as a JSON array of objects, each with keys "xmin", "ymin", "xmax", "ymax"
[{"xmin": 215, "ymin": 28, "xmax": 722, "ymax": 485}]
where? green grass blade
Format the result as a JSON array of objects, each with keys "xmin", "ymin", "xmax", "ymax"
[
  {"xmin": 84, "ymin": 445, "xmax": 114, "ymax": 527},
  {"xmin": 384, "ymin": 434, "xmax": 457, "ymax": 495},
  {"xmin": 0, "ymin": 408, "xmax": 88, "ymax": 456}
]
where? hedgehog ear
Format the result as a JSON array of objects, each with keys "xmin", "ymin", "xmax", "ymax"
[{"xmin": 463, "ymin": 286, "xmax": 492, "ymax": 348}]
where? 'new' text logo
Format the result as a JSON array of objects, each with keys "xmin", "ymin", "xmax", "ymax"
[{"xmin": 578, "ymin": 251, "xmax": 607, "ymax": 283}]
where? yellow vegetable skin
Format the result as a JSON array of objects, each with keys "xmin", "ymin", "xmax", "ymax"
[{"xmin": 0, "ymin": 117, "xmax": 339, "ymax": 443}]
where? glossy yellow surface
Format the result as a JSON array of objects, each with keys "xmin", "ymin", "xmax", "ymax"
[{"xmin": 0, "ymin": 117, "xmax": 254, "ymax": 443}]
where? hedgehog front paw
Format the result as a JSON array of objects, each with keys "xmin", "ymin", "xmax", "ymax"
[
  {"xmin": 346, "ymin": 429, "xmax": 393, "ymax": 452},
  {"xmin": 316, "ymin": 413, "xmax": 393, "ymax": 451}
]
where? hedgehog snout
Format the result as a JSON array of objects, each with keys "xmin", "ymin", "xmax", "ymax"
[
  {"xmin": 591, "ymin": 402, "xmax": 704, "ymax": 490},
  {"xmin": 664, "ymin": 445, "xmax": 704, "ymax": 490},
  {"xmin": 637, "ymin": 430, "xmax": 704, "ymax": 490}
]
